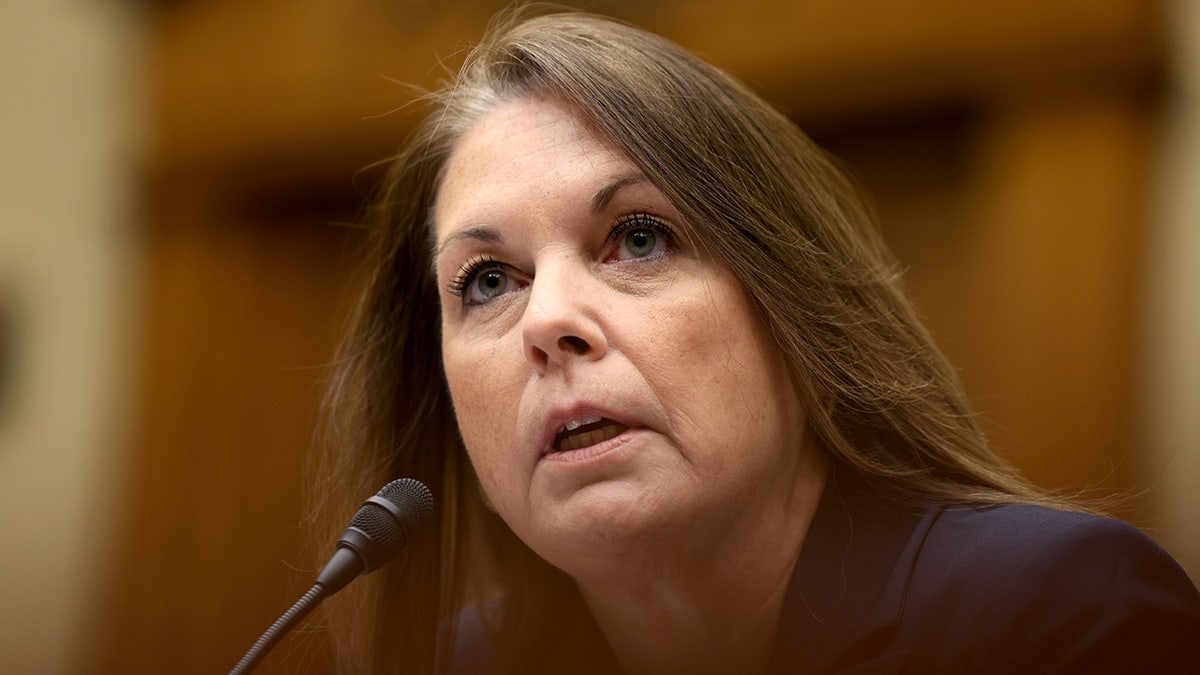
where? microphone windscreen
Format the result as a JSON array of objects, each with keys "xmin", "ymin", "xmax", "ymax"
[
  {"xmin": 343, "ymin": 478, "xmax": 434, "ymax": 568},
  {"xmin": 379, "ymin": 477, "xmax": 435, "ymax": 531}
]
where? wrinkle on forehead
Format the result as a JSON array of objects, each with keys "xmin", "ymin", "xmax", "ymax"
[{"xmin": 431, "ymin": 96, "xmax": 644, "ymax": 242}]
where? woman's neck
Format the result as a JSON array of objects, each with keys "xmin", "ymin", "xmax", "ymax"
[{"xmin": 573, "ymin": 453, "xmax": 829, "ymax": 675}]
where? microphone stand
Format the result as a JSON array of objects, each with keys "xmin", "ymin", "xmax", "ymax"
[{"xmin": 228, "ymin": 584, "xmax": 327, "ymax": 675}]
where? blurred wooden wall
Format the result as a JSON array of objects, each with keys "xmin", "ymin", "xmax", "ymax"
[{"xmin": 90, "ymin": 0, "xmax": 1165, "ymax": 672}]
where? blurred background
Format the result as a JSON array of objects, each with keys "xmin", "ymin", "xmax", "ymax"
[{"xmin": 1, "ymin": 0, "xmax": 1197, "ymax": 672}]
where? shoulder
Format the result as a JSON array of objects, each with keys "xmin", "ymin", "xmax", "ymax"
[
  {"xmin": 917, "ymin": 504, "xmax": 1199, "ymax": 606},
  {"xmin": 918, "ymin": 503, "xmax": 1174, "ymax": 576},
  {"xmin": 901, "ymin": 504, "xmax": 1200, "ymax": 673}
]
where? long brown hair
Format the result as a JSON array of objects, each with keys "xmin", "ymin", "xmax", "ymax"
[{"xmin": 311, "ymin": 9, "xmax": 1052, "ymax": 673}]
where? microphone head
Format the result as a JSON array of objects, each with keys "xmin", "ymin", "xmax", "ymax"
[
  {"xmin": 378, "ymin": 477, "xmax": 435, "ymax": 528},
  {"xmin": 342, "ymin": 478, "xmax": 434, "ymax": 572}
]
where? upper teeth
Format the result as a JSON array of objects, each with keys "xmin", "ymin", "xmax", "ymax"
[{"xmin": 562, "ymin": 416, "xmax": 602, "ymax": 432}]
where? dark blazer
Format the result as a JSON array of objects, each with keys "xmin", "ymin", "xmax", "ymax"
[
  {"xmin": 772, "ymin": 468, "xmax": 1200, "ymax": 674},
  {"xmin": 453, "ymin": 468, "xmax": 1200, "ymax": 673}
]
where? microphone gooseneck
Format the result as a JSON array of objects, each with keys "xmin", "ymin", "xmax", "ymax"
[{"xmin": 229, "ymin": 478, "xmax": 434, "ymax": 675}]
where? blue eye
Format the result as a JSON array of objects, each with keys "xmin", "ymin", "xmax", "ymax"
[
  {"xmin": 610, "ymin": 213, "xmax": 675, "ymax": 261},
  {"xmin": 448, "ymin": 256, "xmax": 514, "ymax": 306},
  {"xmin": 622, "ymin": 229, "xmax": 658, "ymax": 258},
  {"xmin": 470, "ymin": 268, "xmax": 509, "ymax": 303}
]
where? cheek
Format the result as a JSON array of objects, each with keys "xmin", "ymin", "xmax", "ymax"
[
  {"xmin": 658, "ymin": 280, "xmax": 797, "ymax": 442},
  {"xmin": 443, "ymin": 327, "xmax": 512, "ymax": 413},
  {"xmin": 442, "ymin": 338, "xmax": 524, "ymax": 490}
]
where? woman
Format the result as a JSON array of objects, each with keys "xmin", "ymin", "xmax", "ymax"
[{"xmin": 312, "ymin": 10, "xmax": 1200, "ymax": 674}]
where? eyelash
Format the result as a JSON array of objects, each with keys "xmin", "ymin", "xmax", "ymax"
[
  {"xmin": 445, "ymin": 213, "xmax": 678, "ymax": 300},
  {"xmin": 447, "ymin": 254, "xmax": 499, "ymax": 299},
  {"xmin": 607, "ymin": 212, "xmax": 676, "ymax": 248}
]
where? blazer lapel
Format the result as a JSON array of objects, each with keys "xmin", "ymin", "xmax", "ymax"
[{"xmin": 769, "ymin": 467, "xmax": 940, "ymax": 674}]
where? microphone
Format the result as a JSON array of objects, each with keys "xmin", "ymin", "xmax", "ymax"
[
  {"xmin": 316, "ymin": 477, "xmax": 435, "ymax": 594},
  {"xmin": 229, "ymin": 478, "xmax": 434, "ymax": 675}
]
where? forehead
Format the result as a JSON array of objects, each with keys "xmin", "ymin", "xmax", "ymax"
[{"xmin": 433, "ymin": 97, "xmax": 636, "ymax": 233}]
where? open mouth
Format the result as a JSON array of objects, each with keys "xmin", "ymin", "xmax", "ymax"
[{"xmin": 553, "ymin": 416, "xmax": 629, "ymax": 452}]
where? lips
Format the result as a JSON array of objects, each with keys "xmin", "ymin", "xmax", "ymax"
[{"xmin": 551, "ymin": 415, "xmax": 630, "ymax": 452}]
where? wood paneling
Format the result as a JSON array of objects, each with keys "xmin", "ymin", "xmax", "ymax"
[
  {"xmin": 146, "ymin": 0, "xmax": 1162, "ymax": 176},
  {"xmin": 91, "ymin": 182, "xmax": 359, "ymax": 673},
  {"xmin": 830, "ymin": 88, "xmax": 1153, "ymax": 497}
]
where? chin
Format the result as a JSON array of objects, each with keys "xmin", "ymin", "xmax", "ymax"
[{"xmin": 526, "ymin": 481, "xmax": 685, "ymax": 565}]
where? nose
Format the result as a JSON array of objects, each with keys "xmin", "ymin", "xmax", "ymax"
[{"xmin": 521, "ymin": 263, "xmax": 608, "ymax": 373}]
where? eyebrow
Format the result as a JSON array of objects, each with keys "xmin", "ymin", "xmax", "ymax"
[
  {"xmin": 433, "ymin": 225, "xmax": 504, "ymax": 263},
  {"xmin": 592, "ymin": 174, "xmax": 650, "ymax": 214}
]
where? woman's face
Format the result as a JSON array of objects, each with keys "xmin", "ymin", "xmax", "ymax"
[{"xmin": 434, "ymin": 97, "xmax": 812, "ymax": 570}]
